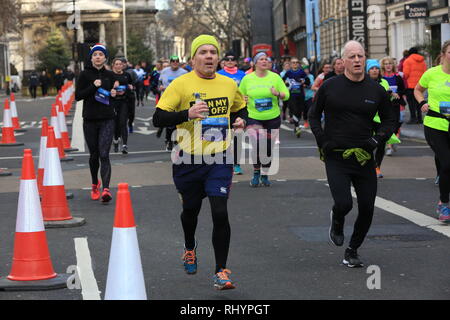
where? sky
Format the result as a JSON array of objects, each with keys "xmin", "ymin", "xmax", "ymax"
[{"xmin": 155, "ymin": 0, "xmax": 169, "ymax": 10}]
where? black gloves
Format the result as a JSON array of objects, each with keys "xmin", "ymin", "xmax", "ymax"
[
  {"xmin": 363, "ymin": 136, "xmax": 380, "ymax": 152},
  {"xmin": 321, "ymin": 140, "xmax": 338, "ymax": 155}
]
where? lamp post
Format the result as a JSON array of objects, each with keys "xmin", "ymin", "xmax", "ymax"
[{"xmin": 122, "ymin": 0, "xmax": 127, "ymax": 60}]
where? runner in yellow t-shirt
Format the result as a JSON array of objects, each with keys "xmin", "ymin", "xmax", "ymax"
[
  {"xmin": 414, "ymin": 40, "xmax": 450, "ymax": 222},
  {"xmin": 152, "ymin": 35, "xmax": 247, "ymax": 290}
]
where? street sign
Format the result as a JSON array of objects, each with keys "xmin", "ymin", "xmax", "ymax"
[
  {"xmin": 405, "ymin": 3, "xmax": 428, "ymax": 19},
  {"xmin": 252, "ymin": 44, "xmax": 273, "ymax": 58}
]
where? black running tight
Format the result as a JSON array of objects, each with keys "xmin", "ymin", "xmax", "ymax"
[
  {"xmin": 425, "ymin": 126, "xmax": 450, "ymax": 203},
  {"xmin": 180, "ymin": 196, "xmax": 230, "ymax": 273},
  {"xmin": 113, "ymin": 100, "xmax": 129, "ymax": 145},
  {"xmin": 83, "ymin": 119, "xmax": 115, "ymax": 189},
  {"xmin": 325, "ymin": 154, "xmax": 377, "ymax": 250}
]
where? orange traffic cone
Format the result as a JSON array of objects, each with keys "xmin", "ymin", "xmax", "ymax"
[
  {"xmin": 0, "ymin": 149, "xmax": 68, "ymax": 290},
  {"xmin": 10, "ymin": 93, "xmax": 26, "ymax": 132},
  {"xmin": 105, "ymin": 183, "xmax": 147, "ymax": 300},
  {"xmin": 41, "ymin": 126, "xmax": 84, "ymax": 228},
  {"xmin": 51, "ymin": 104, "xmax": 73, "ymax": 162},
  {"xmin": 37, "ymin": 117, "xmax": 49, "ymax": 196},
  {"xmin": 57, "ymin": 101, "xmax": 78, "ymax": 152},
  {"xmin": 0, "ymin": 99, "xmax": 24, "ymax": 146}
]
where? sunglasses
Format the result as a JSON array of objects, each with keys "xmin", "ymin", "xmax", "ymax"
[
  {"xmin": 224, "ymin": 57, "xmax": 236, "ymax": 61},
  {"xmin": 170, "ymin": 60, "xmax": 180, "ymax": 63}
]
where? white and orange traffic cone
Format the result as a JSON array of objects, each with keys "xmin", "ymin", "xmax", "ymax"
[
  {"xmin": 37, "ymin": 117, "xmax": 49, "ymax": 197},
  {"xmin": 57, "ymin": 100, "xmax": 78, "ymax": 152},
  {"xmin": 38, "ymin": 118, "xmax": 74, "ymax": 199},
  {"xmin": 0, "ymin": 98, "xmax": 24, "ymax": 147},
  {"xmin": 10, "ymin": 93, "xmax": 26, "ymax": 132},
  {"xmin": 51, "ymin": 104, "xmax": 73, "ymax": 162},
  {"xmin": 0, "ymin": 149, "xmax": 68, "ymax": 290},
  {"xmin": 105, "ymin": 183, "xmax": 147, "ymax": 300},
  {"xmin": 41, "ymin": 126, "xmax": 84, "ymax": 228}
]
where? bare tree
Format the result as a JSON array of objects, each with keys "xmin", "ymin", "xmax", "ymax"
[
  {"xmin": 160, "ymin": 0, "xmax": 251, "ymax": 57},
  {"xmin": 0, "ymin": 0, "xmax": 21, "ymax": 37}
]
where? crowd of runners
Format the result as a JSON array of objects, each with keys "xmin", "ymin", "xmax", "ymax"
[{"xmin": 73, "ymin": 37, "xmax": 450, "ymax": 290}]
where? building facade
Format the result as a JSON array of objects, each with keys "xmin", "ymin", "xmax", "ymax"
[
  {"xmin": 273, "ymin": 0, "xmax": 308, "ymax": 58},
  {"xmin": 10, "ymin": 0, "xmax": 158, "ymax": 76},
  {"xmin": 318, "ymin": 0, "xmax": 389, "ymax": 61}
]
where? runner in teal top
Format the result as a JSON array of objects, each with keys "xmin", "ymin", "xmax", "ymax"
[{"xmin": 239, "ymin": 52, "xmax": 289, "ymax": 187}]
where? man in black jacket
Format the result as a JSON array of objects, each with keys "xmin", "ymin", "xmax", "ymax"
[{"xmin": 308, "ymin": 40, "xmax": 396, "ymax": 268}]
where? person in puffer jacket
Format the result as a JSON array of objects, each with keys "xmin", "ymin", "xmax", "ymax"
[{"xmin": 403, "ymin": 47, "xmax": 427, "ymax": 124}]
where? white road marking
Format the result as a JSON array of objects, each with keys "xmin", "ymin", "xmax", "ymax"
[
  {"xmin": 324, "ymin": 183, "xmax": 450, "ymax": 237},
  {"xmin": 74, "ymin": 237, "xmax": 101, "ymax": 300}
]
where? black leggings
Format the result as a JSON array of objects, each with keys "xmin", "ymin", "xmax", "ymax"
[
  {"xmin": 113, "ymin": 100, "xmax": 129, "ymax": 145},
  {"xmin": 180, "ymin": 196, "xmax": 230, "ymax": 274},
  {"xmin": 288, "ymin": 94, "xmax": 306, "ymax": 126},
  {"xmin": 425, "ymin": 126, "xmax": 450, "ymax": 203},
  {"xmin": 83, "ymin": 119, "xmax": 115, "ymax": 189},
  {"xmin": 406, "ymin": 89, "xmax": 421, "ymax": 122},
  {"xmin": 128, "ymin": 94, "xmax": 136, "ymax": 127},
  {"xmin": 325, "ymin": 154, "xmax": 377, "ymax": 250},
  {"xmin": 247, "ymin": 117, "xmax": 281, "ymax": 171}
]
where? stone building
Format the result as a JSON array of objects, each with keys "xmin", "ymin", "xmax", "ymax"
[{"xmin": 10, "ymin": 0, "xmax": 160, "ymax": 76}]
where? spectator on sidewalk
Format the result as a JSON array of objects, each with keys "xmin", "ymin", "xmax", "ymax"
[
  {"xmin": 39, "ymin": 71, "xmax": 50, "ymax": 97},
  {"xmin": 28, "ymin": 71, "xmax": 39, "ymax": 99}
]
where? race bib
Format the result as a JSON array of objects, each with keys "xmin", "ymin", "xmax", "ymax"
[
  {"xmin": 290, "ymin": 80, "xmax": 301, "ymax": 93},
  {"xmin": 95, "ymin": 88, "xmax": 111, "ymax": 105},
  {"xmin": 115, "ymin": 85, "xmax": 127, "ymax": 92},
  {"xmin": 389, "ymin": 85, "xmax": 398, "ymax": 93},
  {"xmin": 254, "ymin": 98, "xmax": 273, "ymax": 112},
  {"xmin": 201, "ymin": 117, "xmax": 229, "ymax": 142},
  {"xmin": 439, "ymin": 101, "xmax": 450, "ymax": 117},
  {"xmin": 168, "ymin": 77, "xmax": 176, "ymax": 84}
]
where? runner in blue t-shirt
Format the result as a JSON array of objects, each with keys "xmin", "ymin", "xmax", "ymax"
[
  {"xmin": 282, "ymin": 57, "xmax": 310, "ymax": 137},
  {"xmin": 218, "ymin": 51, "xmax": 247, "ymax": 175}
]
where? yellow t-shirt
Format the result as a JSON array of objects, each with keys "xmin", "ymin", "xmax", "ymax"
[
  {"xmin": 156, "ymin": 71, "xmax": 246, "ymax": 155},
  {"xmin": 419, "ymin": 65, "xmax": 450, "ymax": 132}
]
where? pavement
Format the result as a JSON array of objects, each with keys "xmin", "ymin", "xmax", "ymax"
[{"xmin": 0, "ymin": 93, "xmax": 449, "ymax": 303}]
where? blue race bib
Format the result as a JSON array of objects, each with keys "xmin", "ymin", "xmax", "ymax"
[
  {"xmin": 439, "ymin": 101, "xmax": 450, "ymax": 117},
  {"xmin": 95, "ymin": 88, "xmax": 111, "ymax": 105},
  {"xmin": 254, "ymin": 98, "xmax": 273, "ymax": 112},
  {"xmin": 201, "ymin": 117, "xmax": 229, "ymax": 142}
]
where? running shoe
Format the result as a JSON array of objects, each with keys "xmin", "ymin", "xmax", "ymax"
[
  {"xmin": 329, "ymin": 210, "xmax": 344, "ymax": 246},
  {"xmin": 122, "ymin": 145, "xmax": 128, "ymax": 155},
  {"xmin": 303, "ymin": 121, "xmax": 309, "ymax": 129},
  {"xmin": 213, "ymin": 268, "xmax": 235, "ymax": 290},
  {"xmin": 182, "ymin": 246, "xmax": 198, "ymax": 275},
  {"xmin": 376, "ymin": 167, "xmax": 383, "ymax": 178},
  {"xmin": 233, "ymin": 165, "xmax": 243, "ymax": 175},
  {"xmin": 295, "ymin": 127, "xmax": 302, "ymax": 138},
  {"xmin": 101, "ymin": 188, "xmax": 112, "ymax": 203},
  {"xmin": 113, "ymin": 140, "xmax": 119, "ymax": 153},
  {"xmin": 260, "ymin": 175, "xmax": 271, "ymax": 187},
  {"xmin": 385, "ymin": 148, "xmax": 393, "ymax": 156},
  {"xmin": 343, "ymin": 248, "xmax": 364, "ymax": 268},
  {"xmin": 250, "ymin": 170, "xmax": 261, "ymax": 187},
  {"xmin": 91, "ymin": 181, "xmax": 101, "ymax": 201},
  {"xmin": 437, "ymin": 203, "xmax": 450, "ymax": 222}
]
